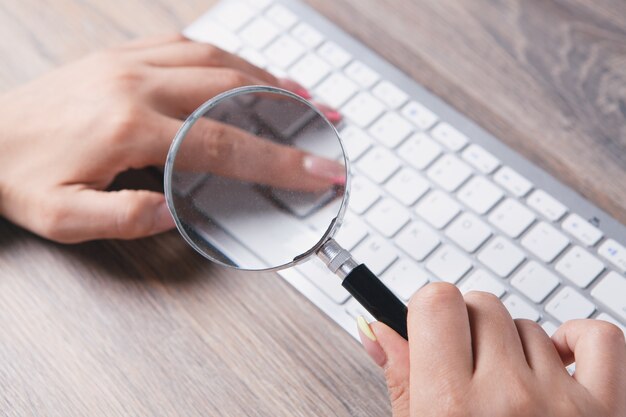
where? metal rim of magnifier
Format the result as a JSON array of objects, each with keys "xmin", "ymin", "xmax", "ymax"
[{"xmin": 164, "ymin": 85, "xmax": 351, "ymax": 272}]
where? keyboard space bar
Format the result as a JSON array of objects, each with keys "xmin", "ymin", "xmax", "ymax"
[{"xmin": 193, "ymin": 179, "xmax": 321, "ymax": 268}]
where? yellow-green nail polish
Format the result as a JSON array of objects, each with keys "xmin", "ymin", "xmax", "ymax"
[{"xmin": 357, "ymin": 315, "xmax": 376, "ymax": 342}]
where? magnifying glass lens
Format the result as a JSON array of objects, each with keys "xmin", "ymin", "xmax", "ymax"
[
  {"xmin": 165, "ymin": 87, "xmax": 348, "ymax": 270},
  {"xmin": 165, "ymin": 86, "xmax": 408, "ymax": 340}
]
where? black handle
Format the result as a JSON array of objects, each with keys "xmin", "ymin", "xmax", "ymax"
[{"xmin": 342, "ymin": 264, "xmax": 408, "ymax": 340}]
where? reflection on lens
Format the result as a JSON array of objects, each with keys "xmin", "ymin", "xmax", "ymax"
[{"xmin": 165, "ymin": 86, "xmax": 348, "ymax": 271}]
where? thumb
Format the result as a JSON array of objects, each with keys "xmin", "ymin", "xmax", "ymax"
[
  {"xmin": 551, "ymin": 319, "xmax": 626, "ymax": 408},
  {"xmin": 45, "ymin": 188, "xmax": 175, "ymax": 243},
  {"xmin": 357, "ymin": 316, "xmax": 410, "ymax": 417}
]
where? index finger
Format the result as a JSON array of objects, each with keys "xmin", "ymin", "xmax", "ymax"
[
  {"xmin": 154, "ymin": 116, "xmax": 345, "ymax": 192},
  {"xmin": 552, "ymin": 319, "xmax": 626, "ymax": 405},
  {"xmin": 135, "ymin": 40, "xmax": 280, "ymax": 86}
]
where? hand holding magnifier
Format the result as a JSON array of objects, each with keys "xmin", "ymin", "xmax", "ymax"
[{"xmin": 164, "ymin": 86, "xmax": 408, "ymax": 339}]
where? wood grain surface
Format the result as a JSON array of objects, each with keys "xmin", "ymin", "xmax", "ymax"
[{"xmin": 0, "ymin": 0, "xmax": 625, "ymax": 416}]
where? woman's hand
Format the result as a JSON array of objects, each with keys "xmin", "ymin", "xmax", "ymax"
[
  {"xmin": 0, "ymin": 34, "xmax": 342, "ymax": 243},
  {"xmin": 357, "ymin": 283, "xmax": 626, "ymax": 417}
]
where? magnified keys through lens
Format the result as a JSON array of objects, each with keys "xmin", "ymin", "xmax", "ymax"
[{"xmin": 164, "ymin": 86, "xmax": 407, "ymax": 339}]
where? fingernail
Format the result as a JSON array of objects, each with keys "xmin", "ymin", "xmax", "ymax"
[
  {"xmin": 278, "ymin": 78, "xmax": 311, "ymax": 99},
  {"xmin": 296, "ymin": 88, "xmax": 312, "ymax": 99},
  {"xmin": 357, "ymin": 316, "xmax": 387, "ymax": 367},
  {"xmin": 357, "ymin": 315, "xmax": 377, "ymax": 341},
  {"xmin": 154, "ymin": 201, "xmax": 175, "ymax": 233},
  {"xmin": 324, "ymin": 110, "xmax": 342, "ymax": 123},
  {"xmin": 303, "ymin": 155, "xmax": 346, "ymax": 185}
]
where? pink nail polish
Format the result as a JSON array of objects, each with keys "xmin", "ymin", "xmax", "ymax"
[
  {"xmin": 324, "ymin": 110, "xmax": 342, "ymax": 123},
  {"xmin": 293, "ymin": 88, "xmax": 310, "ymax": 99}
]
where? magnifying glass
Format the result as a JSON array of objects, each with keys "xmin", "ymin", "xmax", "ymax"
[{"xmin": 164, "ymin": 86, "xmax": 408, "ymax": 339}]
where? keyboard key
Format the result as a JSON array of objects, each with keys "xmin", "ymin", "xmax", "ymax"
[
  {"xmin": 294, "ymin": 126, "xmax": 344, "ymax": 157},
  {"xmin": 562, "ymin": 213, "xmax": 603, "ymax": 247},
  {"xmin": 368, "ymin": 112, "xmax": 413, "ymax": 148},
  {"xmin": 527, "ymin": 189, "xmax": 567, "ymax": 222},
  {"xmin": 546, "ymin": 286, "xmax": 595, "ymax": 323},
  {"xmin": 240, "ymin": 16, "xmax": 280, "ymax": 49},
  {"xmin": 430, "ymin": 122, "xmax": 468, "ymax": 151},
  {"xmin": 307, "ymin": 198, "xmax": 342, "ymax": 232},
  {"xmin": 348, "ymin": 176, "xmax": 380, "ymax": 214},
  {"xmin": 345, "ymin": 60, "xmax": 380, "ymax": 88},
  {"xmin": 445, "ymin": 212, "xmax": 492, "ymax": 253},
  {"xmin": 335, "ymin": 215, "xmax": 368, "ymax": 250},
  {"xmin": 541, "ymin": 321, "xmax": 559, "ymax": 336},
  {"xmin": 315, "ymin": 72, "xmax": 358, "ymax": 107},
  {"xmin": 372, "ymin": 80, "xmax": 408, "ymax": 108},
  {"xmin": 268, "ymin": 67, "xmax": 287, "ymax": 80},
  {"xmin": 288, "ymin": 54, "xmax": 331, "ymax": 88},
  {"xmin": 339, "ymin": 126, "xmax": 372, "ymax": 161},
  {"xmin": 265, "ymin": 4, "xmax": 298, "ymax": 29},
  {"xmin": 555, "ymin": 246, "xmax": 604, "ymax": 288},
  {"xmin": 291, "ymin": 22, "xmax": 324, "ymax": 48},
  {"xmin": 357, "ymin": 147, "xmax": 401, "ymax": 184},
  {"xmin": 341, "ymin": 92, "xmax": 385, "ymax": 127},
  {"xmin": 504, "ymin": 294, "xmax": 540, "ymax": 321},
  {"xmin": 457, "ymin": 176, "xmax": 504, "ymax": 215},
  {"xmin": 427, "ymin": 154, "xmax": 472, "ymax": 192},
  {"xmin": 521, "ymin": 221, "xmax": 569, "ymax": 263},
  {"xmin": 596, "ymin": 313, "xmax": 626, "ymax": 338},
  {"xmin": 488, "ymin": 198, "xmax": 536, "ymax": 238},
  {"xmin": 317, "ymin": 41, "xmax": 352, "ymax": 68},
  {"xmin": 266, "ymin": 65, "xmax": 287, "ymax": 78},
  {"xmin": 383, "ymin": 259, "xmax": 429, "ymax": 301},
  {"xmin": 415, "ymin": 190, "xmax": 461, "ymax": 229},
  {"xmin": 239, "ymin": 48, "xmax": 268, "ymax": 68},
  {"xmin": 243, "ymin": 0, "xmax": 272, "ymax": 9},
  {"xmin": 352, "ymin": 236, "xmax": 398, "ymax": 275},
  {"xmin": 511, "ymin": 261, "xmax": 560, "ymax": 303},
  {"xmin": 396, "ymin": 221, "xmax": 440, "ymax": 261},
  {"xmin": 459, "ymin": 269, "xmax": 506, "ymax": 298},
  {"xmin": 426, "ymin": 245, "xmax": 472, "ymax": 284},
  {"xmin": 401, "ymin": 101, "xmax": 438, "ymax": 130},
  {"xmin": 296, "ymin": 259, "xmax": 350, "ymax": 304},
  {"xmin": 385, "ymin": 168, "xmax": 430, "ymax": 206},
  {"xmin": 591, "ymin": 272, "xmax": 626, "ymax": 321},
  {"xmin": 185, "ymin": 21, "xmax": 243, "ymax": 53},
  {"xmin": 478, "ymin": 236, "xmax": 525, "ymax": 277},
  {"xmin": 212, "ymin": 1, "xmax": 256, "ymax": 31},
  {"xmin": 264, "ymin": 35, "xmax": 305, "ymax": 68},
  {"xmin": 397, "ymin": 132, "xmax": 442, "ymax": 170},
  {"xmin": 461, "ymin": 144, "xmax": 500, "ymax": 174},
  {"xmin": 494, "ymin": 166, "xmax": 533, "ymax": 197},
  {"xmin": 366, "ymin": 199, "xmax": 411, "ymax": 237},
  {"xmin": 598, "ymin": 239, "xmax": 626, "ymax": 272},
  {"xmin": 271, "ymin": 187, "xmax": 335, "ymax": 217},
  {"xmin": 255, "ymin": 97, "xmax": 316, "ymax": 139}
]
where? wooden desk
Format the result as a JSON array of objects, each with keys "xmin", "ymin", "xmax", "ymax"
[{"xmin": 0, "ymin": 1, "xmax": 624, "ymax": 415}]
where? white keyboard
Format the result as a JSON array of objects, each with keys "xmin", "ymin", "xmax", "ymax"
[{"xmin": 184, "ymin": 0, "xmax": 626, "ymax": 341}]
